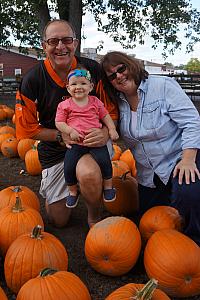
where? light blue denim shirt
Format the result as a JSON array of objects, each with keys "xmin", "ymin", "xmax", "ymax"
[{"xmin": 118, "ymin": 75, "xmax": 200, "ymax": 187}]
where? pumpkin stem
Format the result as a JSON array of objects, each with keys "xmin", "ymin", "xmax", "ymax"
[
  {"xmin": 12, "ymin": 196, "xmax": 24, "ymax": 212},
  {"xmin": 131, "ymin": 279, "xmax": 158, "ymax": 300},
  {"xmin": 39, "ymin": 268, "xmax": 58, "ymax": 277},
  {"xmin": 31, "ymin": 225, "xmax": 43, "ymax": 239},
  {"xmin": 121, "ymin": 171, "xmax": 131, "ymax": 180},
  {"xmin": 12, "ymin": 186, "xmax": 22, "ymax": 193}
]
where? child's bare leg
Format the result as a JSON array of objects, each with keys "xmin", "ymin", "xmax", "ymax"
[
  {"xmin": 103, "ymin": 178, "xmax": 113, "ymax": 190},
  {"xmin": 68, "ymin": 184, "xmax": 78, "ymax": 196}
]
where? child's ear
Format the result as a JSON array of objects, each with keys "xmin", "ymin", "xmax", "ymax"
[{"xmin": 90, "ymin": 82, "xmax": 94, "ymax": 92}]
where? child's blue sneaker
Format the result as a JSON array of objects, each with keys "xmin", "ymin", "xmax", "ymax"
[
  {"xmin": 103, "ymin": 188, "xmax": 116, "ymax": 202},
  {"xmin": 66, "ymin": 192, "xmax": 80, "ymax": 208}
]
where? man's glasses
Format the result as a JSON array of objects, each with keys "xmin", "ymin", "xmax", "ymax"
[
  {"xmin": 107, "ymin": 64, "xmax": 127, "ymax": 81},
  {"xmin": 44, "ymin": 37, "xmax": 75, "ymax": 46}
]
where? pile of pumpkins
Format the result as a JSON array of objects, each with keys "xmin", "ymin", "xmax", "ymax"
[
  {"xmin": 1, "ymin": 184, "xmax": 200, "ymax": 299},
  {"xmin": 0, "ymin": 124, "xmax": 42, "ymax": 176}
]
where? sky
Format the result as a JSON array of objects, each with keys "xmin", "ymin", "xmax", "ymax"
[{"xmin": 80, "ymin": 0, "xmax": 200, "ymax": 66}]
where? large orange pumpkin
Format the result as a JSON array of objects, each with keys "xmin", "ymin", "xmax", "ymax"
[
  {"xmin": 0, "ymin": 109, "xmax": 7, "ymax": 121},
  {"xmin": 112, "ymin": 144, "xmax": 122, "ymax": 161},
  {"xmin": 17, "ymin": 138, "xmax": 36, "ymax": 160},
  {"xmin": 139, "ymin": 206, "xmax": 183, "ymax": 242},
  {"xmin": 25, "ymin": 146, "xmax": 42, "ymax": 175},
  {"xmin": 0, "ymin": 286, "xmax": 8, "ymax": 300},
  {"xmin": 85, "ymin": 216, "xmax": 141, "ymax": 276},
  {"xmin": 0, "ymin": 185, "xmax": 40, "ymax": 211},
  {"xmin": 112, "ymin": 160, "xmax": 130, "ymax": 177},
  {"xmin": 17, "ymin": 268, "xmax": 91, "ymax": 300},
  {"xmin": 4, "ymin": 225, "xmax": 68, "ymax": 293},
  {"xmin": 104, "ymin": 172, "xmax": 139, "ymax": 216},
  {"xmin": 3, "ymin": 106, "xmax": 15, "ymax": 119},
  {"xmin": 1, "ymin": 137, "xmax": 19, "ymax": 158},
  {"xmin": 105, "ymin": 278, "xmax": 171, "ymax": 300},
  {"xmin": 0, "ymin": 196, "xmax": 44, "ymax": 256},
  {"xmin": 0, "ymin": 133, "xmax": 14, "ymax": 150},
  {"xmin": 119, "ymin": 149, "xmax": 137, "ymax": 177},
  {"xmin": 144, "ymin": 229, "xmax": 200, "ymax": 297}
]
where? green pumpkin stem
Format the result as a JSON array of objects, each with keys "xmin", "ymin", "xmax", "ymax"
[
  {"xmin": 131, "ymin": 278, "xmax": 158, "ymax": 300},
  {"xmin": 39, "ymin": 268, "xmax": 58, "ymax": 277},
  {"xmin": 12, "ymin": 196, "xmax": 24, "ymax": 212},
  {"xmin": 31, "ymin": 225, "xmax": 43, "ymax": 239}
]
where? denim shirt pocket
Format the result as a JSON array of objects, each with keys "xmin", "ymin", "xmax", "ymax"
[{"xmin": 142, "ymin": 101, "xmax": 161, "ymax": 130}]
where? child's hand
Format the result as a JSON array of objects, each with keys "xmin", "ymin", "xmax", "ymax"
[
  {"xmin": 109, "ymin": 129, "xmax": 119, "ymax": 141},
  {"xmin": 70, "ymin": 129, "xmax": 83, "ymax": 142}
]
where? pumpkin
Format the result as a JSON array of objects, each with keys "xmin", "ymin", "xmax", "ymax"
[
  {"xmin": 112, "ymin": 160, "xmax": 130, "ymax": 177},
  {"xmin": 0, "ymin": 286, "xmax": 8, "ymax": 300},
  {"xmin": 17, "ymin": 138, "xmax": 36, "ymax": 160},
  {"xmin": 4, "ymin": 225, "xmax": 68, "ymax": 293},
  {"xmin": 139, "ymin": 206, "xmax": 183, "ymax": 242},
  {"xmin": 17, "ymin": 268, "xmax": 91, "ymax": 300},
  {"xmin": 0, "ymin": 125, "xmax": 15, "ymax": 136},
  {"xmin": 25, "ymin": 146, "xmax": 42, "ymax": 175},
  {"xmin": 3, "ymin": 106, "xmax": 15, "ymax": 119},
  {"xmin": 0, "ymin": 196, "xmax": 44, "ymax": 256},
  {"xmin": 0, "ymin": 109, "xmax": 7, "ymax": 121},
  {"xmin": 120, "ymin": 149, "xmax": 137, "ymax": 177},
  {"xmin": 0, "ymin": 133, "xmax": 14, "ymax": 150},
  {"xmin": 112, "ymin": 144, "xmax": 122, "ymax": 161},
  {"xmin": 104, "ymin": 172, "xmax": 139, "ymax": 216},
  {"xmin": 144, "ymin": 229, "xmax": 200, "ymax": 297},
  {"xmin": 85, "ymin": 216, "xmax": 141, "ymax": 276},
  {"xmin": 0, "ymin": 185, "xmax": 40, "ymax": 211},
  {"xmin": 1, "ymin": 137, "xmax": 19, "ymax": 158},
  {"xmin": 105, "ymin": 278, "xmax": 171, "ymax": 300}
]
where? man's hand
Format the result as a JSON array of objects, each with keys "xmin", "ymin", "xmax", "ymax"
[
  {"xmin": 83, "ymin": 127, "xmax": 109, "ymax": 147},
  {"xmin": 173, "ymin": 158, "xmax": 200, "ymax": 185}
]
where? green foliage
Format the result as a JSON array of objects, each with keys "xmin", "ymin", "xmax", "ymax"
[
  {"xmin": 0, "ymin": 0, "xmax": 200, "ymax": 57},
  {"xmin": 185, "ymin": 58, "xmax": 200, "ymax": 72}
]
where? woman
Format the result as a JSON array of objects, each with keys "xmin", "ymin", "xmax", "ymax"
[{"xmin": 101, "ymin": 51, "xmax": 200, "ymax": 245}]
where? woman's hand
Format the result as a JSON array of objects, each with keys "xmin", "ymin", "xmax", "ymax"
[
  {"xmin": 83, "ymin": 127, "xmax": 109, "ymax": 147},
  {"xmin": 173, "ymin": 149, "xmax": 200, "ymax": 184}
]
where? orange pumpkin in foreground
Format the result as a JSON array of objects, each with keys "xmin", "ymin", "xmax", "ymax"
[
  {"xmin": 0, "ymin": 185, "xmax": 40, "ymax": 211},
  {"xmin": 17, "ymin": 138, "xmax": 36, "ymax": 160},
  {"xmin": 105, "ymin": 279, "xmax": 171, "ymax": 300},
  {"xmin": 144, "ymin": 229, "xmax": 200, "ymax": 297},
  {"xmin": 139, "ymin": 205, "xmax": 183, "ymax": 242},
  {"xmin": 85, "ymin": 216, "xmax": 141, "ymax": 276},
  {"xmin": 4, "ymin": 225, "xmax": 68, "ymax": 293},
  {"xmin": 112, "ymin": 160, "xmax": 130, "ymax": 177},
  {"xmin": 104, "ymin": 172, "xmax": 139, "ymax": 216},
  {"xmin": 1, "ymin": 137, "xmax": 19, "ymax": 158},
  {"xmin": 17, "ymin": 268, "xmax": 91, "ymax": 300}
]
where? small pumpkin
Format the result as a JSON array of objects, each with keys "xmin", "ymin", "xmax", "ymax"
[
  {"xmin": 104, "ymin": 171, "xmax": 139, "ymax": 216},
  {"xmin": 85, "ymin": 216, "xmax": 141, "ymax": 276},
  {"xmin": 3, "ymin": 106, "xmax": 15, "ymax": 119},
  {"xmin": 112, "ymin": 160, "xmax": 130, "ymax": 177},
  {"xmin": 0, "ymin": 109, "xmax": 7, "ymax": 121},
  {"xmin": 0, "ymin": 133, "xmax": 14, "ymax": 150},
  {"xmin": 105, "ymin": 278, "xmax": 171, "ymax": 300},
  {"xmin": 0, "ymin": 125, "xmax": 15, "ymax": 136},
  {"xmin": 112, "ymin": 144, "xmax": 122, "ymax": 161},
  {"xmin": 16, "ymin": 268, "xmax": 91, "ymax": 300},
  {"xmin": 25, "ymin": 146, "xmax": 42, "ymax": 175},
  {"xmin": 120, "ymin": 149, "xmax": 137, "ymax": 177},
  {"xmin": 144, "ymin": 229, "xmax": 200, "ymax": 297},
  {"xmin": 1, "ymin": 137, "xmax": 19, "ymax": 158},
  {"xmin": 0, "ymin": 196, "xmax": 44, "ymax": 256},
  {"xmin": 0, "ymin": 286, "xmax": 8, "ymax": 300},
  {"xmin": 139, "ymin": 205, "xmax": 183, "ymax": 242},
  {"xmin": 4, "ymin": 225, "xmax": 68, "ymax": 293},
  {"xmin": 17, "ymin": 138, "xmax": 36, "ymax": 160},
  {"xmin": 0, "ymin": 185, "xmax": 40, "ymax": 211}
]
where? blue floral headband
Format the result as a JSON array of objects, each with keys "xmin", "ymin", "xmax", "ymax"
[{"xmin": 68, "ymin": 69, "xmax": 91, "ymax": 81}]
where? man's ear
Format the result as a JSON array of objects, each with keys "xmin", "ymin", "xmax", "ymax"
[
  {"xmin": 73, "ymin": 39, "xmax": 79, "ymax": 51},
  {"xmin": 42, "ymin": 41, "xmax": 47, "ymax": 54}
]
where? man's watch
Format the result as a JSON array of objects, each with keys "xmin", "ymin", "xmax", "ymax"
[{"xmin": 56, "ymin": 131, "xmax": 64, "ymax": 144}]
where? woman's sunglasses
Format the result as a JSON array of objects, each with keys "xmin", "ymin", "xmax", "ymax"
[{"xmin": 107, "ymin": 64, "xmax": 127, "ymax": 81}]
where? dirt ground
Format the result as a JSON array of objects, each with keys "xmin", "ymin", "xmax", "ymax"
[{"xmin": 1, "ymin": 96, "xmax": 200, "ymax": 299}]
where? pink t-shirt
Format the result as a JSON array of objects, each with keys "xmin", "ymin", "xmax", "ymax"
[{"xmin": 55, "ymin": 95, "xmax": 108, "ymax": 137}]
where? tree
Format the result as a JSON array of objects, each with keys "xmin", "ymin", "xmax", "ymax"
[
  {"xmin": 185, "ymin": 58, "xmax": 200, "ymax": 73},
  {"xmin": 1, "ymin": 0, "xmax": 200, "ymax": 57}
]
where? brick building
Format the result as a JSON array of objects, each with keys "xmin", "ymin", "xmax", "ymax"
[{"xmin": 0, "ymin": 46, "xmax": 43, "ymax": 79}]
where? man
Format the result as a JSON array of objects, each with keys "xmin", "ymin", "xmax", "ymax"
[{"xmin": 15, "ymin": 19, "xmax": 118, "ymax": 228}]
